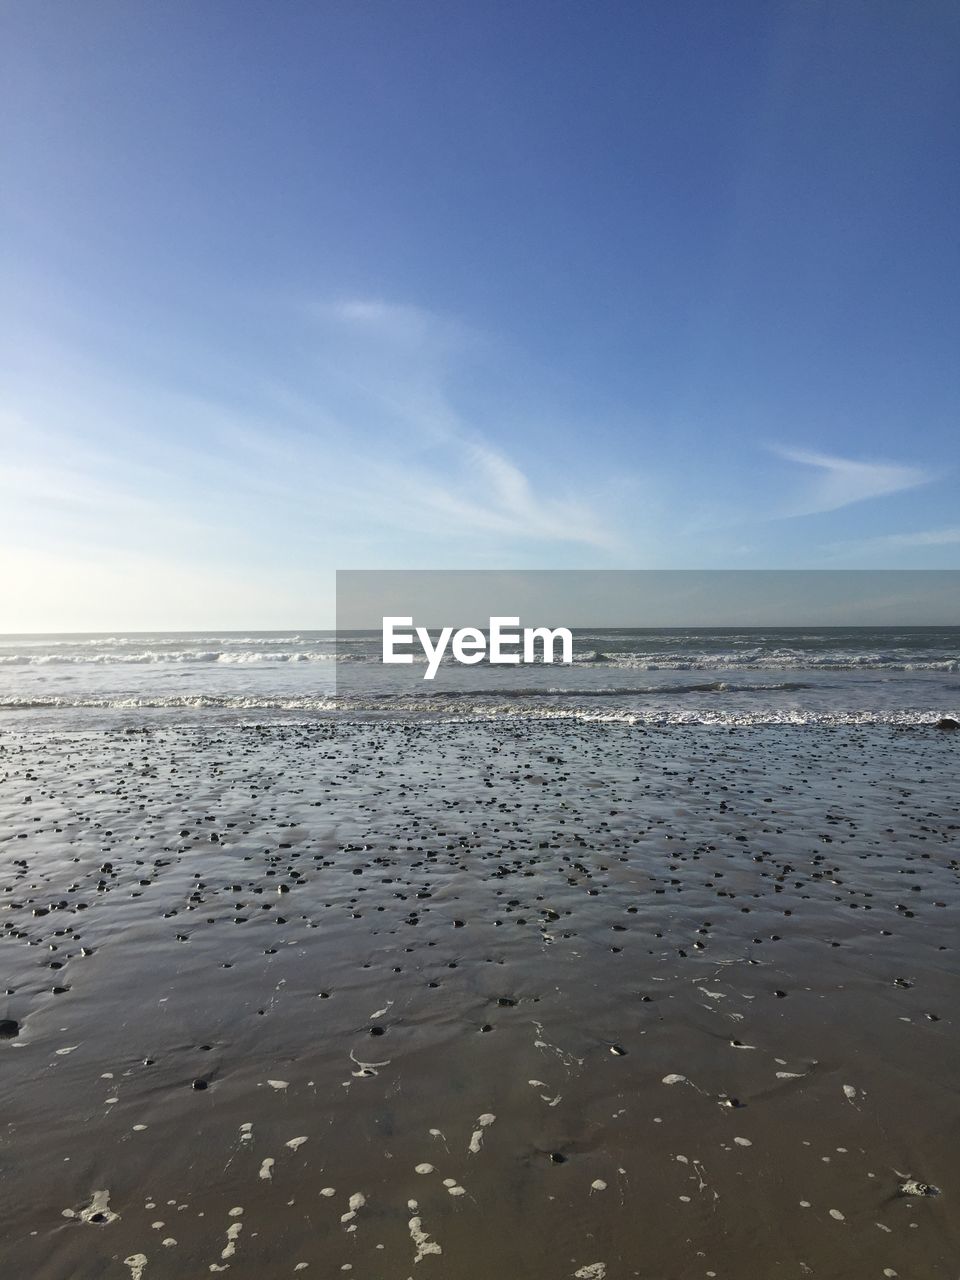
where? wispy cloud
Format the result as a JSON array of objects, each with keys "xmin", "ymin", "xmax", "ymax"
[
  {"xmin": 828, "ymin": 526, "xmax": 960, "ymax": 554},
  {"xmin": 319, "ymin": 298, "xmax": 468, "ymax": 352},
  {"xmin": 2, "ymin": 300, "xmax": 621, "ymax": 572},
  {"xmin": 772, "ymin": 447, "xmax": 932, "ymax": 516},
  {"xmin": 301, "ymin": 298, "xmax": 619, "ymax": 551},
  {"xmin": 357, "ymin": 439, "xmax": 618, "ymax": 551}
]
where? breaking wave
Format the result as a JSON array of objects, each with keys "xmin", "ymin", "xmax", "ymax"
[
  {"xmin": 0, "ymin": 691, "xmax": 955, "ymax": 729},
  {"xmin": 1, "ymin": 647, "xmax": 955, "ymax": 672},
  {"xmin": 0, "ymin": 650, "xmax": 336, "ymax": 666},
  {"xmin": 572, "ymin": 650, "xmax": 960, "ymax": 673}
]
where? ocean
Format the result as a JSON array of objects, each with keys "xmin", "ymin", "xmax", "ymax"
[{"xmin": 1, "ymin": 626, "xmax": 957, "ymax": 726}]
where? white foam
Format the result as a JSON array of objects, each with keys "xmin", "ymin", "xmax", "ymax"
[
  {"xmin": 468, "ymin": 1113, "xmax": 496, "ymax": 1154},
  {"xmin": 409, "ymin": 1214, "xmax": 442, "ymax": 1262}
]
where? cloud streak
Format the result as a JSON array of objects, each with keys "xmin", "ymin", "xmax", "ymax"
[
  {"xmin": 304, "ymin": 299, "xmax": 619, "ymax": 551},
  {"xmin": 366, "ymin": 440, "xmax": 618, "ymax": 551},
  {"xmin": 2, "ymin": 300, "xmax": 621, "ymax": 580},
  {"xmin": 773, "ymin": 447, "xmax": 932, "ymax": 516},
  {"xmin": 827, "ymin": 526, "xmax": 960, "ymax": 555}
]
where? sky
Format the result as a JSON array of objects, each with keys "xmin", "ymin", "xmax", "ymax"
[{"xmin": 1, "ymin": 0, "xmax": 959, "ymax": 630}]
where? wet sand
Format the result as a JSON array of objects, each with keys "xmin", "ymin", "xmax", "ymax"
[{"xmin": 0, "ymin": 719, "xmax": 957, "ymax": 1279}]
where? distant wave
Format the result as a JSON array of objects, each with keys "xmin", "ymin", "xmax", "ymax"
[
  {"xmin": 0, "ymin": 650, "xmax": 336, "ymax": 666},
  {"xmin": 571, "ymin": 650, "xmax": 960, "ymax": 673},
  {"xmin": 1, "ymin": 647, "xmax": 957, "ymax": 672},
  {"xmin": 0, "ymin": 634, "xmax": 316, "ymax": 648}
]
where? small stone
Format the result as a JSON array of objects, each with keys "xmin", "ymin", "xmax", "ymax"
[{"xmin": 899, "ymin": 1178, "xmax": 940, "ymax": 1197}]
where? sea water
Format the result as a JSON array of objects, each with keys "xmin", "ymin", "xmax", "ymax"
[{"xmin": 1, "ymin": 627, "xmax": 957, "ymax": 728}]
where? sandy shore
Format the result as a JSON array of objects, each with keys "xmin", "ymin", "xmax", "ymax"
[{"xmin": 0, "ymin": 720, "xmax": 957, "ymax": 1279}]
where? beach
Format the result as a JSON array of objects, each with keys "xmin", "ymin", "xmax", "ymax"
[{"xmin": 1, "ymin": 715, "xmax": 957, "ymax": 1279}]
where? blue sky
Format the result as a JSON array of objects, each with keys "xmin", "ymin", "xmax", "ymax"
[{"xmin": 1, "ymin": 0, "xmax": 958, "ymax": 628}]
